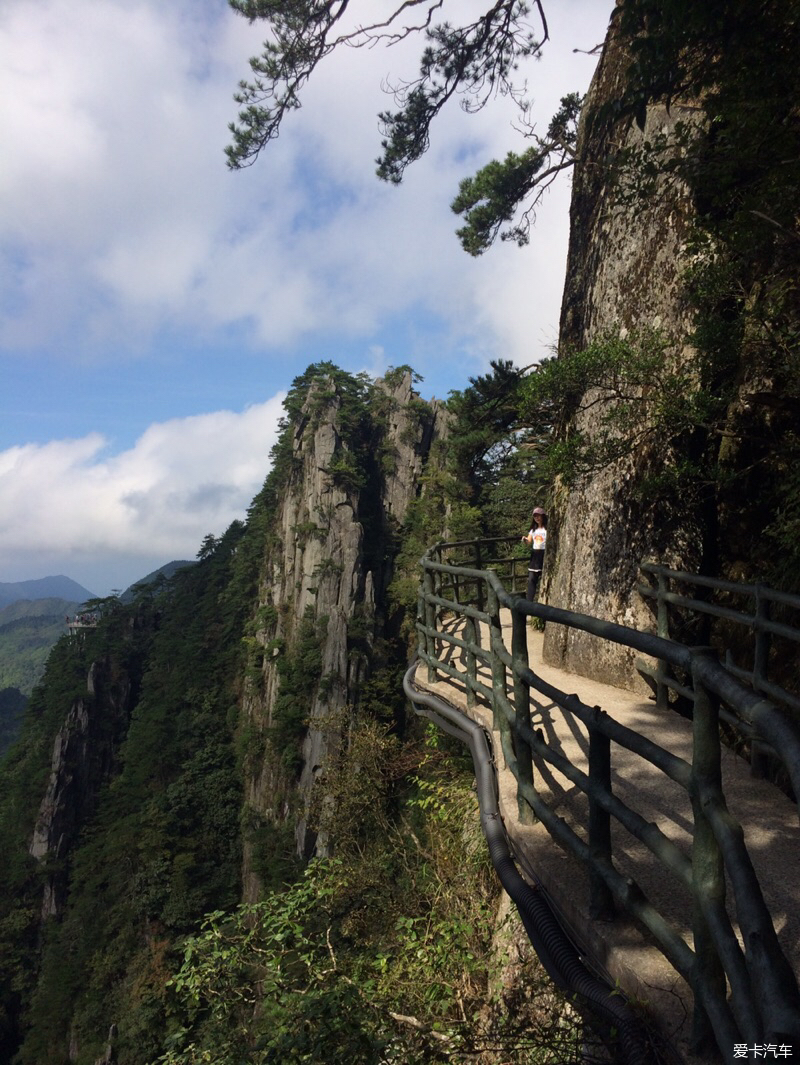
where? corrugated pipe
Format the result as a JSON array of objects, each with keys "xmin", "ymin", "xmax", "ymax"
[{"xmin": 403, "ymin": 664, "xmax": 650, "ymax": 1065}]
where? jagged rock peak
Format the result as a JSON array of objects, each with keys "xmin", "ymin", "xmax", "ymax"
[{"xmin": 241, "ymin": 366, "xmax": 449, "ymax": 884}]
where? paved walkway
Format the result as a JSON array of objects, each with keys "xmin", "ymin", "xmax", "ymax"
[{"xmin": 412, "ymin": 610, "xmax": 800, "ymax": 1064}]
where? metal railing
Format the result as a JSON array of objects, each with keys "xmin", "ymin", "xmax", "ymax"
[
  {"xmin": 638, "ymin": 563, "xmax": 800, "ymax": 777},
  {"xmin": 415, "ymin": 537, "xmax": 800, "ymax": 1054}
]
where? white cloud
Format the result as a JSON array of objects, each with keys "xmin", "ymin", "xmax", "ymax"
[
  {"xmin": 0, "ymin": 0, "xmax": 612, "ymax": 365},
  {"xmin": 0, "ymin": 0, "xmax": 612, "ymax": 588},
  {"xmin": 0, "ymin": 394, "xmax": 286, "ymax": 591}
]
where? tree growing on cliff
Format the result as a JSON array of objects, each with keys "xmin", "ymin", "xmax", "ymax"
[{"xmin": 226, "ymin": 0, "xmax": 586, "ymax": 253}]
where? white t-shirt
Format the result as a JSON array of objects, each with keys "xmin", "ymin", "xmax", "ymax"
[
  {"xmin": 528, "ymin": 526, "xmax": 546, "ymax": 569},
  {"xmin": 529, "ymin": 527, "xmax": 547, "ymax": 552}
]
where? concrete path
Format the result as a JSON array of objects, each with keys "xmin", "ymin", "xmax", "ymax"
[{"xmin": 412, "ymin": 610, "xmax": 800, "ymax": 1064}]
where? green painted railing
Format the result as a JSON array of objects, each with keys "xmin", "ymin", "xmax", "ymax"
[
  {"xmin": 638, "ymin": 563, "xmax": 800, "ymax": 779},
  {"xmin": 415, "ymin": 536, "xmax": 800, "ymax": 1054}
]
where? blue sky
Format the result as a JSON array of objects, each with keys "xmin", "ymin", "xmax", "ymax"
[{"xmin": 0, "ymin": 0, "xmax": 612, "ymax": 595}]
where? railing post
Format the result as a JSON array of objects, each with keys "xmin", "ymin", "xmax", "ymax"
[
  {"xmin": 464, "ymin": 615, "xmax": 477, "ymax": 710},
  {"xmin": 487, "ymin": 584, "xmax": 507, "ymax": 741},
  {"xmin": 416, "ymin": 581, "xmax": 426, "ymax": 663},
  {"xmin": 751, "ymin": 585, "xmax": 772, "ymax": 778},
  {"xmin": 511, "ymin": 606, "xmax": 535, "ymax": 825},
  {"xmin": 689, "ymin": 650, "xmax": 728, "ymax": 1055},
  {"xmin": 753, "ymin": 584, "xmax": 772, "ymax": 688},
  {"xmin": 423, "ymin": 567, "xmax": 437, "ymax": 684},
  {"xmin": 588, "ymin": 709, "xmax": 615, "ymax": 920},
  {"xmin": 655, "ymin": 569, "xmax": 672, "ymax": 710},
  {"xmin": 432, "ymin": 563, "xmax": 444, "ymax": 674},
  {"xmin": 474, "ymin": 541, "xmax": 485, "ymax": 617},
  {"xmin": 473, "ymin": 572, "xmax": 483, "ymax": 653}
]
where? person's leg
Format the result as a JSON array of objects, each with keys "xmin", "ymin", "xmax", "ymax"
[{"xmin": 526, "ymin": 569, "xmax": 541, "ymax": 600}]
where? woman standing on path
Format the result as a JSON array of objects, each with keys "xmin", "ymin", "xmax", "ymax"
[{"xmin": 522, "ymin": 507, "xmax": 547, "ymax": 601}]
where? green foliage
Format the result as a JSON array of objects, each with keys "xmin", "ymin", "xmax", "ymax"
[
  {"xmin": 222, "ymin": 0, "xmax": 800, "ymax": 587},
  {"xmin": 384, "ymin": 364, "xmax": 423, "ymax": 389},
  {"xmin": 452, "ymin": 94, "xmax": 582, "ymax": 255},
  {"xmin": 518, "ymin": 329, "xmax": 696, "ymax": 487},
  {"xmin": 0, "ymin": 520, "xmax": 267, "ymax": 1065},
  {"xmin": 0, "ymin": 633, "xmax": 93, "ymax": 833},
  {"xmin": 159, "ymin": 726, "xmax": 580, "ymax": 1064},
  {"xmin": 0, "ymin": 601, "xmax": 87, "ymax": 697},
  {"xmin": 422, "ymin": 360, "xmax": 548, "ymax": 545},
  {"xmin": 307, "ymin": 710, "xmax": 402, "ymax": 850},
  {"xmin": 376, "ymin": 5, "xmax": 543, "ymax": 186},
  {"xmin": 160, "ymin": 860, "xmax": 386, "ymax": 1065},
  {"xmin": 224, "ymin": 2, "xmax": 575, "ymax": 251},
  {"xmin": 0, "ymin": 687, "xmax": 27, "ymax": 759},
  {"xmin": 158, "ymin": 725, "xmax": 565, "ymax": 1065},
  {"xmin": 444, "ymin": 0, "xmax": 800, "ymax": 584},
  {"xmin": 282, "ymin": 362, "xmax": 371, "ymax": 432},
  {"xmin": 385, "ymin": 358, "xmax": 554, "ymax": 629},
  {"xmin": 0, "ymin": 681, "xmax": 73, "ymax": 1054},
  {"xmin": 761, "ymin": 435, "xmax": 800, "ymax": 591},
  {"xmin": 388, "ymin": 451, "xmax": 480, "ymax": 629},
  {"xmin": 0, "ymin": 630, "xmax": 124, "ymax": 1062},
  {"xmin": 0, "ymin": 358, "xmax": 578, "ymax": 1064},
  {"xmin": 271, "ymin": 607, "xmax": 326, "ymax": 774},
  {"xmin": 292, "ymin": 521, "xmax": 324, "ymax": 548},
  {"xmin": 326, "ymin": 450, "xmax": 367, "ymax": 494},
  {"xmin": 242, "ymin": 811, "xmax": 301, "ymax": 895},
  {"xmin": 226, "ymin": 3, "xmax": 546, "ymax": 174},
  {"xmin": 274, "ymin": 364, "xmax": 410, "ymax": 534},
  {"xmin": 447, "ymin": 360, "xmax": 530, "ymax": 486}
]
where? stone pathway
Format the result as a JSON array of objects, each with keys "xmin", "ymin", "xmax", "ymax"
[{"xmin": 412, "ymin": 610, "xmax": 800, "ymax": 1064}]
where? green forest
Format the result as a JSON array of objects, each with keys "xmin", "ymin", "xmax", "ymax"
[{"xmin": 0, "ymin": 362, "xmax": 568, "ymax": 1065}]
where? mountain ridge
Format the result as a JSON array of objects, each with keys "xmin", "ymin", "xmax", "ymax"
[
  {"xmin": 0, "ymin": 576, "xmax": 96, "ymax": 608},
  {"xmin": 119, "ymin": 560, "xmax": 195, "ymax": 602}
]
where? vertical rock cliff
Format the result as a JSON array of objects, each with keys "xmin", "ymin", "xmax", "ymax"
[
  {"xmin": 544, "ymin": 7, "xmax": 799, "ymax": 687},
  {"xmin": 23, "ymin": 642, "xmax": 142, "ymax": 934},
  {"xmin": 28, "ymin": 658, "xmax": 133, "ymax": 918},
  {"xmin": 543, "ymin": 23, "xmax": 692, "ymax": 686},
  {"xmin": 240, "ymin": 368, "xmax": 448, "ymax": 890}
]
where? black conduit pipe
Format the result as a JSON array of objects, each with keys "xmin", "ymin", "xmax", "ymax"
[{"xmin": 403, "ymin": 664, "xmax": 650, "ymax": 1065}]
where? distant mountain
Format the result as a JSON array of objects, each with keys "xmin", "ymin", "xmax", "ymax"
[
  {"xmin": 120, "ymin": 560, "xmax": 195, "ymax": 602},
  {"xmin": 0, "ymin": 582, "xmax": 94, "ymax": 697},
  {"xmin": 0, "ymin": 576, "xmax": 96, "ymax": 609},
  {"xmin": 0, "ymin": 604, "xmax": 82, "ymax": 695},
  {"xmin": 0, "ymin": 598, "xmax": 85, "ymax": 625},
  {"xmin": 0, "ymin": 563, "xmax": 194, "ymax": 699}
]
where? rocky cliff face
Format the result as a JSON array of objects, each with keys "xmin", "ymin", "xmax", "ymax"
[
  {"xmin": 28, "ymin": 656, "xmax": 132, "ymax": 918},
  {"xmin": 543, "ymin": 21, "xmax": 698, "ymax": 689},
  {"xmin": 241, "ymin": 370, "xmax": 448, "ymax": 891}
]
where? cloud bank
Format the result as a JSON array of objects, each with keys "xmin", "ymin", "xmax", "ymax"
[
  {"xmin": 0, "ymin": 0, "xmax": 612, "ymax": 590},
  {"xmin": 0, "ymin": 394, "xmax": 285, "ymax": 593},
  {"xmin": 0, "ymin": 0, "xmax": 611, "ymax": 367}
]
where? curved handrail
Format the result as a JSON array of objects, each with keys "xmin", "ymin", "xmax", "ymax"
[
  {"xmin": 423, "ymin": 546, "xmax": 800, "ymax": 800},
  {"xmin": 414, "ymin": 537, "xmax": 800, "ymax": 1055},
  {"xmin": 403, "ymin": 664, "xmax": 651, "ymax": 1065}
]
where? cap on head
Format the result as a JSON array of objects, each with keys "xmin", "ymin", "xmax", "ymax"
[{"xmin": 533, "ymin": 507, "xmax": 546, "ymax": 516}]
